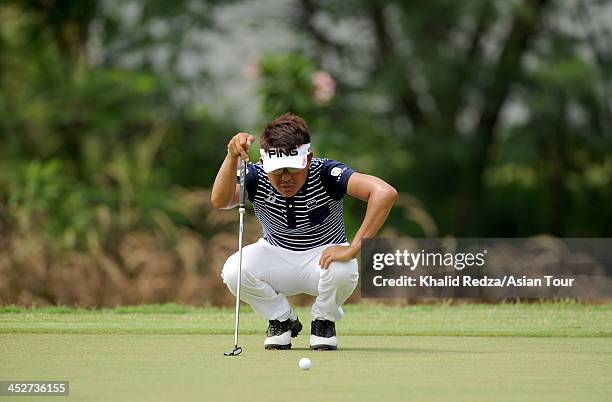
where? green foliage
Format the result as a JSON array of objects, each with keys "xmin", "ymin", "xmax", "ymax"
[
  {"xmin": 255, "ymin": 0, "xmax": 612, "ymax": 236},
  {"xmin": 2, "ymin": 0, "xmax": 612, "ymax": 251},
  {"xmin": 259, "ymin": 53, "xmax": 320, "ymax": 119},
  {"xmin": 0, "ymin": 1, "xmax": 237, "ymax": 250}
]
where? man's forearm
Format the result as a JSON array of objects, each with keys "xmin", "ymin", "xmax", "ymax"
[
  {"xmin": 212, "ymin": 132, "xmax": 255, "ymax": 209},
  {"xmin": 349, "ymin": 190, "xmax": 396, "ymax": 255},
  {"xmin": 211, "ymin": 152, "xmax": 239, "ymax": 209}
]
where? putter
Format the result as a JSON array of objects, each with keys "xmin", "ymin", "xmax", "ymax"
[{"xmin": 224, "ymin": 157, "xmax": 247, "ymax": 357}]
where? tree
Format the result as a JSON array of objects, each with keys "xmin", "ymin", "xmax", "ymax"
[{"xmin": 254, "ymin": 0, "xmax": 612, "ymax": 236}]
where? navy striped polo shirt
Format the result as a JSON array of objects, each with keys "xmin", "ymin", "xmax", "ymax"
[{"xmin": 239, "ymin": 158, "xmax": 355, "ymax": 251}]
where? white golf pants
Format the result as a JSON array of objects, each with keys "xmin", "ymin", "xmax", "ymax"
[{"xmin": 221, "ymin": 238, "xmax": 359, "ymax": 322}]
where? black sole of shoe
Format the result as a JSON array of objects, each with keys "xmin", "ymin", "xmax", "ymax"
[
  {"xmin": 309, "ymin": 344, "xmax": 337, "ymax": 351},
  {"xmin": 291, "ymin": 321, "xmax": 303, "ymax": 338},
  {"xmin": 264, "ymin": 344, "xmax": 292, "ymax": 350}
]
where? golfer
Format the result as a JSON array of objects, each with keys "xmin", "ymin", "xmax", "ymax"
[{"xmin": 211, "ymin": 113, "xmax": 397, "ymax": 350}]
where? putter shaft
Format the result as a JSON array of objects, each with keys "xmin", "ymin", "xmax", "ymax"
[{"xmin": 226, "ymin": 158, "xmax": 247, "ymax": 356}]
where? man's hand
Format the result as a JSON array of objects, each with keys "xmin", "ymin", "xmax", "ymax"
[
  {"xmin": 318, "ymin": 245, "xmax": 358, "ymax": 270},
  {"xmin": 227, "ymin": 132, "xmax": 256, "ymax": 161}
]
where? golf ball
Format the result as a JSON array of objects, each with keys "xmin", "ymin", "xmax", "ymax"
[{"xmin": 298, "ymin": 357, "xmax": 311, "ymax": 370}]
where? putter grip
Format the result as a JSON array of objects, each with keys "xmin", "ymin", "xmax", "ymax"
[{"xmin": 238, "ymin": 158, "xmax": 247, "ymax": 207}]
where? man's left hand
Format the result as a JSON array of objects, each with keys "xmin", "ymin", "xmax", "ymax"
[{"xmin": 318, "ymin": 245, "xmax": 358, "ymax": 270}]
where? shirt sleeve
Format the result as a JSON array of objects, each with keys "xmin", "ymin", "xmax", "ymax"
[
  {"xmin": 320, "ymin": 159, "xmax": 355, "ymax": 200},
  {"xmin": 235, "ymin": 162, "xmax": 258, "ymax": 203}
]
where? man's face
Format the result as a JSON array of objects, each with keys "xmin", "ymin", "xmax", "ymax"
[{"xmin": 265, "ymin": 154, "xmax": 312, "ymax": 197}]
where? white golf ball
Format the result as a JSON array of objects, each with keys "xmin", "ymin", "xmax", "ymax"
[{"xmin": 298, "ymin": 357, "xmax": 311, "ymax": 370}]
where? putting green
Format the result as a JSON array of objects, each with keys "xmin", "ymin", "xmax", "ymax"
[{"xmin": 1, "ymin": 303, "xmax": 611, "ymax": 402}]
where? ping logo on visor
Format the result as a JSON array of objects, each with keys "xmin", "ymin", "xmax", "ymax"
[
  {"xmin": 268, "ymin": 149, "xmax": 299, "ymax": 157},
  {"xmin": 260, "ymin": 143, "xmax": 311, "ymax": 174}
]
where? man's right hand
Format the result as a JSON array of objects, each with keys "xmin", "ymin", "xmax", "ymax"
[{"xmin": 227, "ymin": 132, "xmax": 256, "ymax": 161}]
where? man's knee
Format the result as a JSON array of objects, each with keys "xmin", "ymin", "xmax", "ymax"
[
  {"xmin": 221, "ymin": 252, "xmax": 261, "ymax": 293},
  {"xmin": 221, "ymin": 255, "xmax": 240, "ymax": 293},
  {"xmin": 323, "ymin": 260, "xmax": 359, "ymax": 287}
]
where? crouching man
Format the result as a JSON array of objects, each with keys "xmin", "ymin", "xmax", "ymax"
[{"xmin": 211, "ymin": 113, "xmax": 397, "ymax": 350}]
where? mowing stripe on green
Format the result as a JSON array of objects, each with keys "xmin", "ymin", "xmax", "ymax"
[{"xmin": 1, "ymin": 303, "xmax": 611, "ymax": 337}]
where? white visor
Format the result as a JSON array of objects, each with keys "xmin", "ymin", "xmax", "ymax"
[{"xmin": 260, "ymin": 143, "xmax": 311, "ymax": 173}]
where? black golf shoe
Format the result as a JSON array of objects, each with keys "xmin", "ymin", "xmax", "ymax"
[
  {"xmin": 264, "ymin": 316, "xmax": 303, "ymax": 350},
  {"xmin": 309, "ymin": 319, "xmax": 338, "ymax": 350}
]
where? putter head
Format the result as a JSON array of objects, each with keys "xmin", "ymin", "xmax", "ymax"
[{"xmin": 224, "ymin": 346, "xmax": 242, "ymax": 356}]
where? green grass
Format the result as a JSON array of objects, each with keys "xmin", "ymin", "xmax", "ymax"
[
  {"xmin": 1, "ymin": 303, "xmax": 611, "ymax": 402},
  {"xmin": 1, "ymin": 302, "xmax": 611, "ymax": 337}
]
